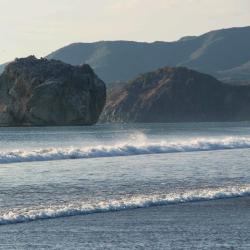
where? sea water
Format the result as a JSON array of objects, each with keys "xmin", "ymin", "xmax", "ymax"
[{"xmin": 0, "ymin": 122, "xmax": 250, "ymax": 249}]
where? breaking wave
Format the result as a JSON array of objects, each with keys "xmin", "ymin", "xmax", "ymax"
[
  {"xmin": 1, "ymin": 135, "xmax": 250, "ymax": 164},
  {"xmin": 1, "ymin": 136, "xmax": 250, "ymax": 164},
  {"xmin": 1, "ymin": 185, "xmax": 250, "ymax": 225}
]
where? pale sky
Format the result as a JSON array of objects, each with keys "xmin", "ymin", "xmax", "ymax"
[{"xmin": 0, "ymin": 0, "xmax": 250, "ymax": 64}]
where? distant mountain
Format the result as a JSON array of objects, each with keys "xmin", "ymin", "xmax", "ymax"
[
  {"xmin": 1, "ymin": 26, "xmax": 250, "ymax": 83},
  {"xmin": 46, "ymin": 26, "xmax": 250, "ymax": 83},
  {"xmin": 217, "ymin": 61, "xmax": 250, "ymax": 83},
  {"xmin": 101, "ymin": 66, "xmax": 250, "ymax": 123},
  {"xmin": 0, "ymin": 63, "xmax": 6, "ymax": 74}
]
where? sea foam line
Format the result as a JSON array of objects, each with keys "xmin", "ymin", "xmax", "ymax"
[
  {"xmin": 1, "ymin": 185, "xmax": 250, "ymax": 225},
  {"xmin": 1, "ymin": 136, "xmax": 250, "ymax": 164}
]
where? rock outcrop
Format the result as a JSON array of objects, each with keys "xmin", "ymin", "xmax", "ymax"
[
  {"xmin": 0, "ymin": 56, "xmax": 106, "ymax": 126},
  {"xmin": 101, "ymin": 67, "xmax": 250, "ymax": 123}
]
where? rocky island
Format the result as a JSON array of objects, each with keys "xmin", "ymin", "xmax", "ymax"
[
  {"xmin": 0, "ymin": 56, "xmax": 106, "ymax": 126},
  {"xmin": 101, "ymin": 67, "xmax": 250, "ymax": 122}
]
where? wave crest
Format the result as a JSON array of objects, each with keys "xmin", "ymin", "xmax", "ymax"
[
  {"xmin": 1, "ymin": 136, "xmax": 250, "ymax": 164},
  {"xmin": 1, "ymin": 185, "xmax": 250, "ymax": 225}
]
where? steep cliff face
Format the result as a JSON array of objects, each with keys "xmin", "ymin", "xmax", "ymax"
[
  {"xmin": 0, "ymin": 56, "xmax": 106, "ymax": 126},
  {"xmin": 101, "ymin": 67, "xmax": 250, "ymax": 123}
]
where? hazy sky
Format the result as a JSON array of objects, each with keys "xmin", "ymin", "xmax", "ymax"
[{"xmin": 0, "ymin": 0, "xmax": 250, "ymax": 64}]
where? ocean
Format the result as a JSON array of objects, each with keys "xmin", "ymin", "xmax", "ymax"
[{"xmin": 0, "ymin": 122, "xmax": 250, "ymax": 249}]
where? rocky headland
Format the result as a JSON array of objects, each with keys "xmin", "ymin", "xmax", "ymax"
[
  {"xmin": 101, "ymin": 67, "xmax": 250, "ymax": 123},
  {"xmin": 0, "ymin": 56, "xmax": 106, "ymax": 126}
]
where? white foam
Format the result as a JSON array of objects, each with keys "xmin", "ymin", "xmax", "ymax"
[
  {"xmin": 1, "ymin": 185, "xmax": 250, "ymax": 225},
  {"xmin": 1, "ymin": 136, "xmax": 250, "ymax": 164}
]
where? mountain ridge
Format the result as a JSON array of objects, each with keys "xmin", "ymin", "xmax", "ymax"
[
  {"xmin": 1, "ymin": 26, "xmax": 250, "ymax": 83},
  {"xmin": 46, "ymin": 26, "xmax": 250, "ymax": 83}
]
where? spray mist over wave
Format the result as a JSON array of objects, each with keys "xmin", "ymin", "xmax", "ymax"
[
  {"xmin": 1, "ymin": 184, "xmax": 250, "ymax": 225},
  {"xmin": 1, "ymin": 134, "xmax": 250, "ymax": 164}
]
